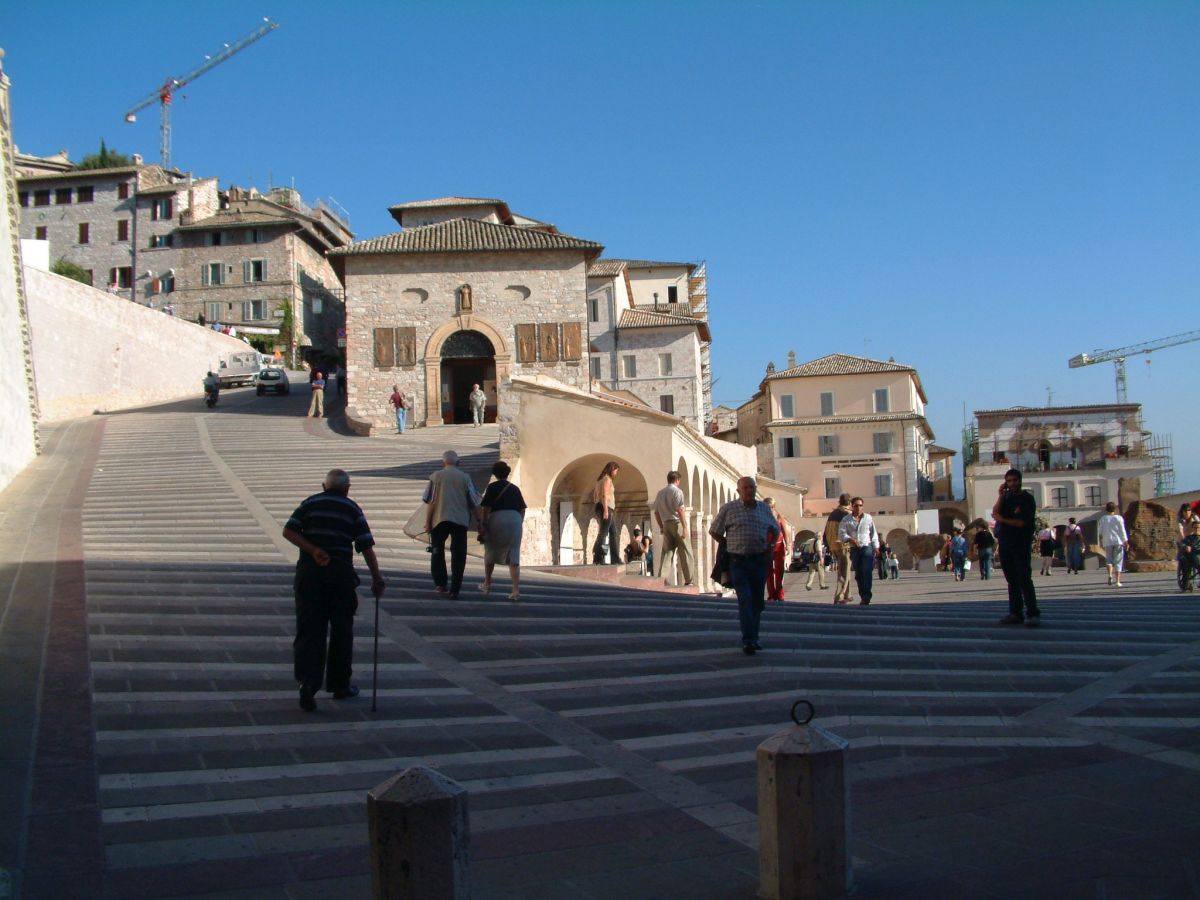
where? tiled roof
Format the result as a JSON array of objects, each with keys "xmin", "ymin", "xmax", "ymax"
[
  {"xmin": 974, "ymin": 403, "xmax": 1140, "ymax": 417},
  {"xmin": 387, "ymin": 196, "xmax": 506, "ymax": 210},
  {"xmin": 927, "ymin": 443, "xmax": 957, "ymax": 455},
  {"xmin": 330, "ymin": 218, "xmax": 603, "ymax": 257},
  {"xmin": 766, "ymin": 353, "xmax": 928, "ymax": 402},
  {"xmin": 768, "ymin": 411, "xmax": 936, "ymax": 439},
  {"xmin": 176, "ymin": 209, "xmax": 298, "ymax": 230},
  {"xmin": 587, "ymin": 259, "xmax": 627, "ymax": 277},
  {"xmin": 621, "ymin": 259, "xmax": 695, "ymax": 271},
  {"xmin": 618, "ymin": 308, "xmax": 711, "ymax": 342}
]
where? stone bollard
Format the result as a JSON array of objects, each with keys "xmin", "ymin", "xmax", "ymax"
[
  {"xmin": 757, "ymin": 701, "xmax": 850, "ymax": 900},
  {"xmin": 367, "ymin": 765, "xmax": 470, "ymax": 900}
]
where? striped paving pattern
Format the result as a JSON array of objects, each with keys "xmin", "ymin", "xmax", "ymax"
[{"xmin": 77, "ymin": 387, "xmax": 1200, "ymax": 898}]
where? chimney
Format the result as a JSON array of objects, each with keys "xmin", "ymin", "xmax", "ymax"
[
  {"xmin": 787, "ymin": 350, "xmax": 797, "ymax": 370},
  {"xmin": 132, "ymin": 153, "xmax": 143, "ymax": 166},
  {"xmin": 766, "ymin": 361, "xmax": 776, "ymax": 375}
]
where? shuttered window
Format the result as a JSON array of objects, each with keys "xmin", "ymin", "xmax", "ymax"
[{"xmin": 515, "ymin": 324, "xmax": 537, "ymax": 363}]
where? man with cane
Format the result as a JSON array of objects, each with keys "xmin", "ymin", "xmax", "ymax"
[{"xmin": 284, "ymin": 469, "xmax": 386, "ymax": 712}]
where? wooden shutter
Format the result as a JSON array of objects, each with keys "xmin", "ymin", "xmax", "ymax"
[
  {"xmin": 243, "ymin": 260, "xmax": 251, "ymax": 283},
  {"xmin": 374, "ymin": 328, "xmax": 396, "ymax": 367},
  {"xmin": 515, "ymin": 324, "xmax": 537, "ymax": 363},
  {"xmin": 396, "ymin": 327, "xmax": 417, "ymax": 366},
  {"xmin": 561, "ymin": 322, "xmax": 582, "ymax": 360},
  {"xmin": 538, "ymin": 324, "xmax": 560, "ymax": 362}
]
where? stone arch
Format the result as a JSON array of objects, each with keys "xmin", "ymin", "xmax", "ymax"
[
  {"xmin": 422, "ymin": 316, "xmax": 512, "ymax": 427},
  {"xmin": 886, "ymin": 528, "xmax": 912, "ymax": 568},
  {"xmin": 545, "ymin": 453, "xmax": 650, "ymax": 566},
  {"xmin": 938, "ymin": 507, "xmax": 968, "ymax": 534}
]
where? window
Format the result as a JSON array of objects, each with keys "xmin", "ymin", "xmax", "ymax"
[
  {"xmin": 151, "ymin": 198, "xmax": 173, "ymax": 221},
  {"xmin": 34, "ymin": 190, "xmax": 50, "ymax": 207},
  {"xmin": 244, "ymin": 259, "xmax": 267, "ymax": 283},
  {"xmin": 149, "ymin": 234, "xmax": 172, "ymax": 249},
  {"xmin": 1085, "ymin": 485, "xmax": 1102, "ymax": 506},
  {"xmin": 18, "ymin": 192, "xmax": 28, "ymax": 207},
  {"xmin": 667, "ymin": 285, "xmax": 678, "ymax": 303},
  {"xmin": 34, "ymin": 226, "xmax": 47, "ymax": 240},
  {"xmin": 875, "ymin": 473, "xmax": 893, "ymax": 497},
  {"xmin": 658, "ymin": 353, "xmax": 673, "ymax": 376},
  {"xmin": 779, "ymin": 394, "xmax": 794, "ymax": 418},
  {"xmin": 118, "ymin": 183, "xmax": 129, "ymax": 200},
  {"xmin": 820, "ymin": 392, "xmax": 834, "ymax": 416},
  {"xmin": 1051, "ymin": 487, "xmax": 1069, "ymax": 508},
  {"xmin": 205, "ymin": 301, "xmax": 222, "ymax": 322},
  {"xmin": 117, "ymin": 219, "xmax": 129, "ymax": 241},
  {"xmin": 660, "ymin": 395, "xmax": 675, "ymax": 415},
  {"xmin": 76, "ymin": 186, "xmax": 93, "ymax": 203},
  {"xmin": 242, "ymin": 300, "xmax": 267, "ymax": 321},
  {"xmin": 54, "ymin": 188, "xmax": 72, "ymax": 205},
  {"xmin": 824, "ymin": 476, "xmax": 842, "ymax": 499},
  {"xmin": 873, "ymin": 432, "xmax": 893, "ymax": 453},
  {"xmin": 206, "ymin": 231, "xmax": 223, "ymax": 247},
  {"xmin": 202, "ymin": 262, "xmax": 224, "ymax": 286},
  {"xmin": 109, "ymin": 267, "xmax": 132, "ymax": 289},
  {"xmin": 818, "ymin": 435, "xmax": 839, "ymax": 455},
  {"xmin": 779, "ymin": 437, "xmax": 797, "ymax": 458},
  {"xmin": 311, "ymin": 297, "xmax": 323, "ymax": 314},
  {"xmin": 83, "ymin": 270, "xmax": 93, "ymax": 286},
  {"xmin": 623, "ymin": 355, "xmax": 637, "ymax": 378},
  {"xmin": 78, "ymin": 222, "xmax": 89, "ymax": 244},
  {"xmin": 590, "ymin": 356, "xmax": 601, "ymax": 379},
  {"xmin": 158, "ymin": 273, "xmax": 175, "ymax": 294},
  {"xmin": 588, "ymin": 296, "xmax": 599, "ymax": 323},
  {"xmin": 246, "ymin": 228, "xmax": 262, "ymax": 243},
  {"xmin": 874, "ymin": 388, "xmax": 890, "ymax": 413}
]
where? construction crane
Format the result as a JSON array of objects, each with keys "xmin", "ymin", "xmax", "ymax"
[
  {"xmin": 1068, "ymin": 329, "xmax": 1200, "ymax": 403},
  {"xmin": 123, "ymin": 18, "xmax": 279, "ymax": 170}
]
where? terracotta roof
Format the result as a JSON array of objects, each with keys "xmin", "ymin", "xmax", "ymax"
[
  {"xmin": 768, "ymin": 411, "xmax": 936, "ymax": 439},
  {"xmin": 388, "ymin": 196, "xmax": 507, "ymax": 210},
  {"xmin": 176, "ymin": 210, "xmax": 297, "ymax": 230},
  {"xmin": 974, "ymin": 403, "xmax": 1141, "ymax": 417},
  {"xmin": 587, "ymin": 259, "xmax": 627, "ymax": 277},
  {"xmin": 330, "ymin": 218, "xmax": 603, "ymax": 257},
  {"xmin": 766, "ymin": 353, "xmax": 928, "ymax": 403},
  {"xmin": 927, "ymin": 444, "xmax": 957, "ymax": 456},
  {"xmin": 618, "ymin": 308, "xmax": 711, "ymax": 342},
  {"xmin": 620, "ymin": 259, "xmax": 695, "ymax": 271}
]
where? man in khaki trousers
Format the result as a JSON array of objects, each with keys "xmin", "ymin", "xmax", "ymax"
[
  {"xmin": 653, "ymin": 471, "xmax": 695, "ymax": 586},
  {"xmin": 824, "ymin": 493, "xmax": 853, "ymax": 604}
]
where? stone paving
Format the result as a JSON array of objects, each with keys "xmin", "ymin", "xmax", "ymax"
[{"xmin": 4, "ymin": 387, "xmax": 1200, "ymax": 899}]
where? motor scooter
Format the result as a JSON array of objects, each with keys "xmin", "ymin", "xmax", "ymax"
[{"xmin": 204, "ymin": 381, "xmax": 220, "ymax": 408}]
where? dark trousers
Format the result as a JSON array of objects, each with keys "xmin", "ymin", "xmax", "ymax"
[
  {"xmin": 978, "ymin": 547, "xmax": 993, "ymax": 579},
  {"xmin": 999, "ymin": 544, "xmax": 1039, "ymax": 618},
  {"xmin": 851, "ymin": 546, "xmax": 876, "ymax": 602},
  {"xmin": 730, "ymin": 552, "xmax": 769, "ymax": 645},
  {"xmin": 431, "ymin": 521, "xmax": 468, "ymax": 593},
  {"xmin": 293, "ymin": 565, "xmax": 359, "ymax": 693},
  {"xmin": 592, "ymin": 506, "xmax": 619, "ymax": 564}
]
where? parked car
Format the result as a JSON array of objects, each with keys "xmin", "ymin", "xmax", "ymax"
[
  {"xmin": 256, "ymin": 367, "xmax": 290, "ymax": 396},
  {"xmin": 790, "ymin": 537, "xmax": 819, "ymax": 572}
]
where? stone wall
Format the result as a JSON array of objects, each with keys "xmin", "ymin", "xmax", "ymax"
[
  {"xmin": 343, "ymin": 250, "xmax": 589, "ymax": 431},
  {"xmin": 24, "ymin": 265, "xmax": 253, "ymax": 420},
  {"xmin": 0, "ymin": 67, "xmax": 39, "ymax": 492}
]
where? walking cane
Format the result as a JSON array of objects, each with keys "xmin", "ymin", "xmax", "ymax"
[{"xmin": 371, "ymin": 585, "xmax": 382, "ymax": 713}]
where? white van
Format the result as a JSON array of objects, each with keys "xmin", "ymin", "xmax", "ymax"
[{"xmin": 217, "ymin": 351, "xmax": 262, "ymax": 388}]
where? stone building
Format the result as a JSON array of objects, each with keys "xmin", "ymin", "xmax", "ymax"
[
  {"xmin": 170, "ymin": 186, "xmax": 351, "ymax": 360},
  {"xmin": 331, "ymin": 196, "xmax": 714, "ymax": 436},
  {"xmin": 737, "ymin": 352, "xmax": 937, "ymax": 516},
  {"xmin": 585, "ymin": 259, "xmax": 711, "ymax": 433},
  {"xmin": 15, "ymin": 153, "xmax": 218, "ymax": 301},
  {"xmin": 963, "ymin": 403, "xmax": 1155, "ymax": 527}
]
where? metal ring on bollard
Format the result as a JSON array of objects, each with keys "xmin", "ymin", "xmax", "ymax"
[{"xmin": 790, "ymin": 699, "xmax": 815, "ymax": 726}]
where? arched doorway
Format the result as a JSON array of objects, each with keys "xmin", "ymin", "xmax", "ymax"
[{"xmin": 439, "ymin": 330, "xmax": 495, "ymax": 424}]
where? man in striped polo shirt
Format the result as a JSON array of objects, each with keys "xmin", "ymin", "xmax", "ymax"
[{"xmin": 284, "ymin": 469, "xmax": 386, "ymax": 711}]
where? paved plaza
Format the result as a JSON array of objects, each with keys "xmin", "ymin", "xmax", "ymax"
[{"xmin": 3, "ymin": 388, "xmax": 1200, "ymax": 899}]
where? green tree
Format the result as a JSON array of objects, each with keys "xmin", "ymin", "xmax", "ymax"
[
  {"xmin": 276, "ymin": 299, "xmax": 297, "ymax": 368},
  {"xmin": 50, "ymin": 258, "xmax": 91, "ymax": 285},
  {"xmin": 76, "ymin": 140, "xmax": 134, "ymax": 170}
]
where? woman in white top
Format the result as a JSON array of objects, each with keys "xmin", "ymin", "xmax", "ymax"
[{"xmin": 1097, "ymin": 502, "xmax": 1130, "ymax": 587}]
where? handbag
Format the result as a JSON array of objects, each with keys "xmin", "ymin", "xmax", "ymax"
[{"xmin": 710, "ymin": 546, "xmax": 732, "ymax": 589}]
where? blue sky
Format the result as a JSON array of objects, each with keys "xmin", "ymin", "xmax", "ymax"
[{"xmin": 5, "ymin": 1, "xmax": 1197, "ymax": 493}]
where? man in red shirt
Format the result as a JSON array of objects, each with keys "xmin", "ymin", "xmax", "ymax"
[{"xmin": 390, "ymin": 385, "xmax": 407, "ymax": 433}]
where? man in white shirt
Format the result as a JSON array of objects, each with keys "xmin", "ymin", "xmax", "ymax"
[
  {"xmin": 1098, "ymin": 501, "xmax": 1130, "ymax": 587},
  {"xmin": 653, "ymin": 471, "xmax": 694, "ymax": 586},
  {"xmin": 838, "ymin": 497, "xmax": 880, "ymax": 605}
]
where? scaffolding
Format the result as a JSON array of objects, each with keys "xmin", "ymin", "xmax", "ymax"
[
  {"xmin": 688, "ymin": 261, "xmax": 713, "ymax": 431},
  {"xmin": 1146, "ymin": 432, "xmax": 1175, "ymax": 496}
]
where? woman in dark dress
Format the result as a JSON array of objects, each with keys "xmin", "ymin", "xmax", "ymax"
[{"xmin": 478, "ymin": 461, "xmax": 527, "ymax": 600}]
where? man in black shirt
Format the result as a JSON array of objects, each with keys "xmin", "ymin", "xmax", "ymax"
[
  {"xmin": 973, "ymin": 525, "xmax": 996, "ymax": 580},
  {"xmin": 284, "ymin": 469, "xmax": 386, "ymax": 711},
  {"xmin": 992, "ymin": 468, "xmax": 1040, "ymax": 626}
]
